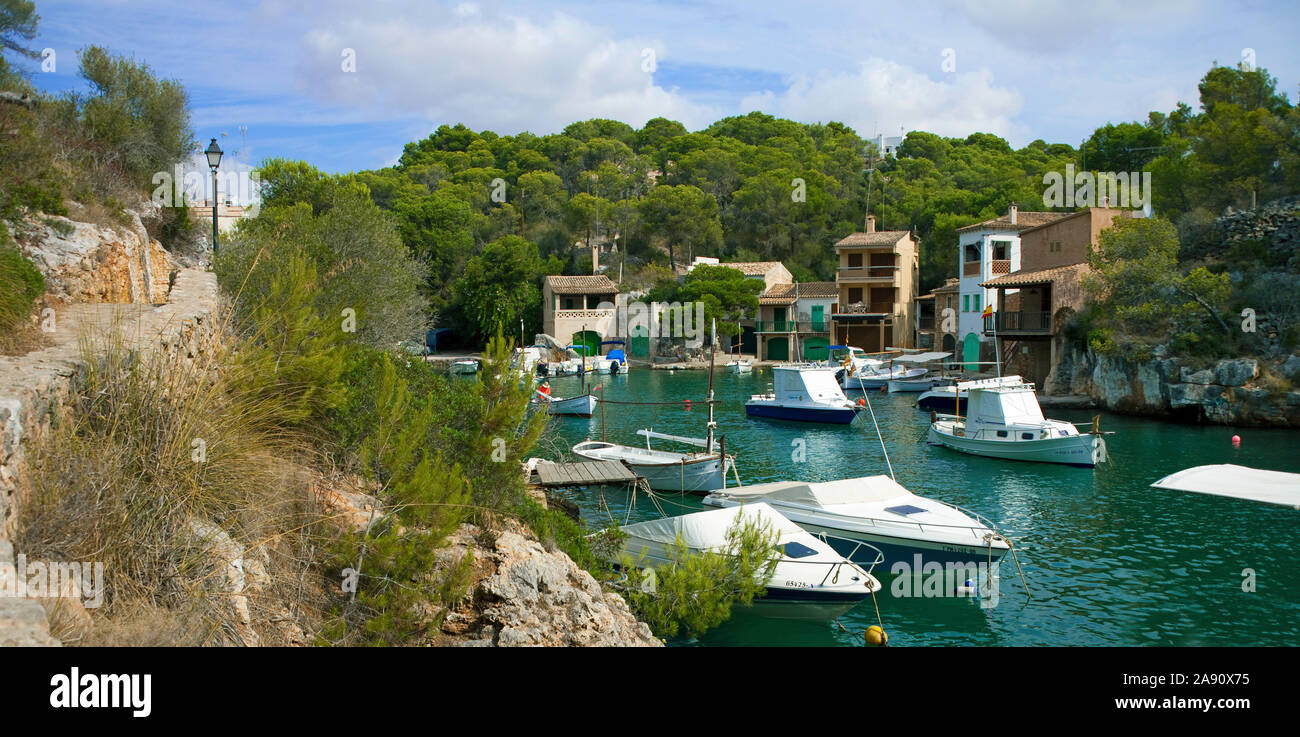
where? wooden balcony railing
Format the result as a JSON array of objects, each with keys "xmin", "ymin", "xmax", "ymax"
[{"xmin": 984, "ymin": 310, "xmax": 1051, "ymax": 333}]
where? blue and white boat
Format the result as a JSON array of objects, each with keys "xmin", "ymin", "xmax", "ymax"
[
  {"xmin": 703, "ymin": 476, "xmax": 1010, "ymax": 568},
  {"xmin": 745, "ymin": 364, "xmax": 861, "ymax": 424}
]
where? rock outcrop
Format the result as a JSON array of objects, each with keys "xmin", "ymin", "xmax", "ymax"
[
  {"xmin": 1048, "ymin": 347, "xmax": 1300, "ymax": 427},
  {"xmin": 16, "ymin": 204, "xmax": 174, "ymax": 305},
  {"xmin": 437, "ymin": 522, "xmax": 661, "ymax": 647}
]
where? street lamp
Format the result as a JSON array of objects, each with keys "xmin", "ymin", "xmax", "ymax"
[{"xmin": 205, "ymin": 138, "xmax": 223, "ymax": 258}]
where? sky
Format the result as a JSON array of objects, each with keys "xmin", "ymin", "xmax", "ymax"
[{"xmin": 20, "ymin": 0, "xmax": 1300, "ymax": 174}]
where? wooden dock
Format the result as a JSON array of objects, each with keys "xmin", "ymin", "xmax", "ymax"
[{"xmin": 532, "ymin": 460, "xmax": 639, "ymax": 487}]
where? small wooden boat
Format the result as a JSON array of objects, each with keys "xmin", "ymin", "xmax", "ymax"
[
  {"xmin": 542, "ymin": 392, "xmax": 598, "ymax": 417},
  {"xmin": 887, "ymin": 377, "xmax": 935, "ymax": 393},
  {"xmin": 573, "ymin": 430, "xmax": 734, "ymax": 492},
  {"xmin": 726, "ymin": 360, "xmax": 753, "ymax": 373}
]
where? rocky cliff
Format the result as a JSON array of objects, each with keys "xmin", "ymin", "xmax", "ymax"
[
  {"xmin": 1047, "ymin": 347, "xmax": 1300, "ymax": 427},
  {"xmin": 15, "ymin": 203, "xmax": 175, "ymax": 306}
]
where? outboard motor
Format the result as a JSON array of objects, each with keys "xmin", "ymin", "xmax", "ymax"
[
  {"xmin": 610, "ymin": 360, "xmax": 620, "ymax": 375},
  {"xmin": 536, "ymin": 361, "xmax": 549, "ymax": 378}
]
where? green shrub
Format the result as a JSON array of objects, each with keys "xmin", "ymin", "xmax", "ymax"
[{"xmin": 0, "ymin": 222, "xmax": 45, "ymax": 348}]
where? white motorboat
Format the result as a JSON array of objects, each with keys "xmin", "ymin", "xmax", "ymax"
[
  {"xmin": 538, "ymin": 390, "xmax": 598, "ymax": 417},
  {"xmin": 726, "ymin": 360, "xmax": 753, "ymax": 373},
  {"xmin": 611, "ymin": 503, "xmax": 882, "ymax": 612},
  {"xmin": 449, "ymin": 359, "xmax": 479, "ymax": 375},
  {"xmin": 573, "ymin": 430, "xmax": 735, "ymax": 492},
  {"xmin": 745, "ymin": 364, "xmax": 861, "ymax": 424},
  {"xmin": 703, "ymin": 475, "xmax": 1009, "ymax": 567},
  {"xmin": 839, "ymin": 360, "xmax": 928, "ymax": 390},
  {"xmin": 926, "ymin": 375, "xmax": 1108, "ymax": 467}
]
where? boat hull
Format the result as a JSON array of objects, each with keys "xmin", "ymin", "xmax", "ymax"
[
  {"xmin": 917, "ymin": 390, "xmax": 966, "ymax": 412},
  {"xmin": 574, "ymin": 451, "xmax": 727, "ymax": 493},
  {"xmin": 887, "ymin": 378, "xmax": 934, "ymax": 393},
  {"xmin": 927, "ymin": 425, "xmax": 1107, "ymax": 467},
  {"xmin": 745, "ymin": 403, "xmax": 858, "ymax": 424},
  {"xmin": 545, "ymin": 394, "xmax": 598, "ymax": 417},
  {"xmin": 796, "ymin": 520, "xmax": 1007, "ymax": 568}
]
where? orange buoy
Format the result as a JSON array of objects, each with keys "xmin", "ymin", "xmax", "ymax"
[
  {"xmin": 684, "ymin": 399, "xmax": 692, "ymax": 411},
  {"xmin": 857, "ymin": 398, "xmax": 866, "ymax": 407}
]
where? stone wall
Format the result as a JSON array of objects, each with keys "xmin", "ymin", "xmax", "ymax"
[{"xmin": 0, "ymin": 268, "xmax": 219, "ymax": 646}]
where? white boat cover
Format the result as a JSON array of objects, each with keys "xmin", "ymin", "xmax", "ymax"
[
  {"xmin": 619, "ymin": 503, "xmax": 803, "ymax": 550},
  {"xmin": 772, "ymin": 365, "xmax": 848, "ymax": 402},
  {"xmin": 1151, "ymin": 464, "xmax": 1300, "ymax": 508},
  {"xmin": 708, "ymin": 476, "xmax": 911, "ymax": 507},
  {"xmin": 966, "ymin": 384, "xmax": 1045, "ymax": 425}
]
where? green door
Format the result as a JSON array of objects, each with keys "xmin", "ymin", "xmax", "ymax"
[
  {"xmin": 629, "ymin": 322, "xmax": 649, "ymax": 357},
  {"xmin": 962, "ymin": 333, "xmax": 980, "ymax": 372},
  {"xmin": 571, "ymin": 331, "xmax": 600, "ymax": 357},
  {"xmin": 774, "ymin": 307, "xmax": 787, "ymax": 331},
  {"xmin": 811, "ymin": 305, "xmax": 824, "ymax": 331},
  {"xmin": 767, "ymin": 337, "xmax": 789, "ymax": 361},
  {"xmin": 804, "ymin": 336, "xmax": 829, "ymax": 361}
]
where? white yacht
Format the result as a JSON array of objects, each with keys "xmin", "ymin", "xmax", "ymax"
[{"xmin": 745, "ymin": 364, "xmax": 861, "ymax": 424}]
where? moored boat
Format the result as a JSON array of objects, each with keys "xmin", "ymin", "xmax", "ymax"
[
  {"xmin": 745, "ymin": 364, "xmax": 861, "ymax": 424},
  {"xmin": 726, "ymin": 359, "xmax": 753, "ymax": 373},
  {"xmin": 926, "ymin": 376, "xmax": 1108, "ymax": 467},
  {"xmin": 610, "ymin": 503, "xmax": 882, "ymax": 612},
  {"xmin": 573, "ymin": 430, "xmax": 735, "ymax": 492},
  {"xmin": 703, "ymin": 475, "xmax": 1009, "ymax": 567}
]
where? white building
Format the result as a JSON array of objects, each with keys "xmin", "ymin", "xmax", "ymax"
[{"xmin": 954, "ymin": 205, "xmax": 1071, "ymax": 368}]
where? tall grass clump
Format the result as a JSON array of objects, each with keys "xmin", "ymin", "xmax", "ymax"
[{"xmin": 0, "ymin": 221, "xmax": 47, "ymax": 354}]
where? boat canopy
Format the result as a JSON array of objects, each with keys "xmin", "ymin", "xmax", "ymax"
[
  {"xmin": 893, "ymin": 351, "xmax": 952, "ymax": 364},
  {"xmin": 967, "ymin": 383, "xmax": 1045, "ymax": 426},
  {"xmin": 773, "ymin": 365, "xmax": 847, "ymax": 402},
  {"xmin": 1151, "ymin": 464, "xmax": 1300, "ymax": 508},
  {"xmin": 619, "ymin": 503, "xmax": 803, "ymax": 551},
  {"xmin": 954, "ymin": 374, "xmax": 1025, "ymax": 391},
  {"xmin": 712, "ymin": 476, "xmax": 912, "ymax": 507},
  {"xmin": 607, "ymin": 349, "xmax": 626, "ymax": 361}
]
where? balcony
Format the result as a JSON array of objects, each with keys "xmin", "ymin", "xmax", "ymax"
[
  {"xmin": 755, "ymin": 320, "xmax": 796, "ymax": 332},
  {"xmin": 834, "ymin": 302, "xmax": 894, "ymax": 316},
  {"xmin": 984, "ymin": 310, "xmax": 1051, "ymax": 334},
  {"xmin": 837, "ymin": 265, "xmax": 898, "ymax": 283},
  {"xmin": 803, "ymin": 320, "xmax": 828, "ymax": 333},
  {"xmin": 990, "ymin": 259, "xmax": 1011, "ymax": 275},
  {"xmin": 962, "ymin": 261, "xmax": 981, "ymax": 277}
]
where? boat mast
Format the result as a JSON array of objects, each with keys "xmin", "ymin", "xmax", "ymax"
[
  {"xmin": 580, "ymin": 323, "xmax": 587, "ymax": 394},
  {"xmin": 707, "ymin": 318, "xmax": 717, "ymax": 454}
]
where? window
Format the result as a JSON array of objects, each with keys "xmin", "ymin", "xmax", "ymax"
[
  {"xmin": 962, "ymin": 295, "xmax": 970, "ymax": 312},
  {"xmin": 974, "ymin": 294, "xmax": 981, "ymax": 312},
  {"xmin": 848, "ymin": 287, "xmax": 863, "ymax": 304},
  {"xmin": 964, "ymin": 244, "xmax": 980, "ymax": 262},
  {"xmin": 783, "ymin": 542, "xmax": 818, "ymax": 559},
  {"xmin": 847, "ymin": 253, "xmax": 863, "ymax": 268},
  {"xmin": 1050, "ymin": 240, "xmax": 1062, "ymax": 253},
  {"xmin": 992, "ymin": 240, "xmax": 1009, "ymax": 259},
  {"xmin": 884, "ymin": 504, "xmax": 928, "ymax": 516},
  {"xmin": 562, "ymin": 297, "xmax": 576, "ymax": 310},
  {"xmin": 996, "ymin": 430, "xmax": 1008, "ymax": 438},
  {"xmin": 1021, "ymin": 432, "xmax": 1034, "ymax": 440}
]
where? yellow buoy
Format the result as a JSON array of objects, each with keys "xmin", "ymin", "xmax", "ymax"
[{"xmin": 864, "ymin": 625, "xmax": 888, "ymax": 647}]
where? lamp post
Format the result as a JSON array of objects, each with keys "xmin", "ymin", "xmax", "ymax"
[{"xmin": 205, "ymin": 138, "xmax": 223, "ymax": 258}]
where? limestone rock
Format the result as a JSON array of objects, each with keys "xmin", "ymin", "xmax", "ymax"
[
  {"xmin": 438, "ymin": 522, "xmax": 660, "ymax": 647},
  {"xmin": 17, "ymin": 206, "xmax": 174, "ymax": 305},
  {"xmin": 1213, "ymin": 358, "xmax": 1258, "ymax": 387}
]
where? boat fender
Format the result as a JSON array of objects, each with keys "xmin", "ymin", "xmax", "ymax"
[
  {"xmin": 864, "ymin": 625, "xmax": 888, "ymax": 647},
  {"xmin": 857, "ymin": 398, "xmax": 866, "ymax": 407}
]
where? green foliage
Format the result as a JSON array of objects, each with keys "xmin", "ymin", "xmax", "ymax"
[
  {"xmin": 0, "ymin": 220, "xmax": 44, "ymax": 340},
  {"xmin": 1081, "ymin": 217, "xmax": 1232, "ymax": 359},
  {"xmin": 649, "ymin": 262, "xmax": 762, "ymax": 336},
  {"xmin": 453, "ymin": 235, "xmax": 546, "ymax": 345},
  {"xmin": 619, "ymin": 514, "xmax": 781, "ymax": 639},
  {"xmin": 75, "ymin": 45, "xmax": 194, "ymax": 192},
  {"xmin": 217, "ymin": 185, "xmax": 429, "ymax": 350},
  {"xmin": 323, "ymin": 353, "xmax": 474, "ymax": 645}
]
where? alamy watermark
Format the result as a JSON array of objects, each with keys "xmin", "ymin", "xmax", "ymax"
[
  {"xmin": 583, "ymin": 300, "xmax": 707, "ymax": 341},
  {"xmin": 889, "ymin": 555, "xmax": 1001, "ymax": 609},
  {"xmin": 1043, "ymin": 164, "xmax": 1151, "ymax": 210},
  {"xmin": 0, "ymin": 554, "xmax": 105, "ymax": 608}
]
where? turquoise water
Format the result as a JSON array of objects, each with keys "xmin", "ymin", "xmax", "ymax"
[{"xmin": 535, "ymin": 367, "xmax": 1300, "ymax": 646}]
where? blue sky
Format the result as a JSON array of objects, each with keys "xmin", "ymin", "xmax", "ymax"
[{"xmin": 19, "ymin": 0, "xmax": 1300, "ymax": 174}]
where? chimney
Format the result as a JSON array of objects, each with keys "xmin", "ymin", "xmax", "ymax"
[
  {"xmin": 865, "ymin": 215, "xmax": 876, "ymax": 233},
  {"xmin": 592, "ymin": 243, "xmax": 599, "ymax": 273},
  {"xmin": 1008, "ymin": 203, "xmax": 1018, "ymax": 225}
]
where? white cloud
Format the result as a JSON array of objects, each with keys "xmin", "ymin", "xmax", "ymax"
[
  {"xmin": 291, "ymin": 7, "xmax": 719, "ymax": 135},
  {"xmin": 741, "ymin": 58, "xmax": 1025, "ymax": 142}
]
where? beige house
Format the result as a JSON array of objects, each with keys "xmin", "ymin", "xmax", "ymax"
[
  {"xmin": 542, "ymin": 275, "xmax": 620, "ymax": 352},
  {"xmin": 754, "ymin": 281, "xmax": 836, "ymax": 361},
  {"xmin": 979, "ymin": 207, "xmax": 1140, "ymax": 385},
  {"xmin": 829, "ymin": 216, "xmax": 918, "ymax": 353}
]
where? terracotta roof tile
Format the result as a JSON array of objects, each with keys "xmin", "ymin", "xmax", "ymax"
[
  {"xmin": 979, "ymin": 262, "xmax": 1088, "ymax": 288},
  {"xmin": 956, "ymin": 211, "xmax": 1072, "ymax": 234},
  {"xmin": 545, "ymin": 275, "xmax": 619, "ymax": 295},
  {"xmin": 834, "ymin": 231, "xmax": 910, "ymax": 248}
]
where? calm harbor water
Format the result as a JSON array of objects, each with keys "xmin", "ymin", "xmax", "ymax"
[{"xmin": 534, "ymin": 367, "xmax": 1300, "ymax": 647}]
